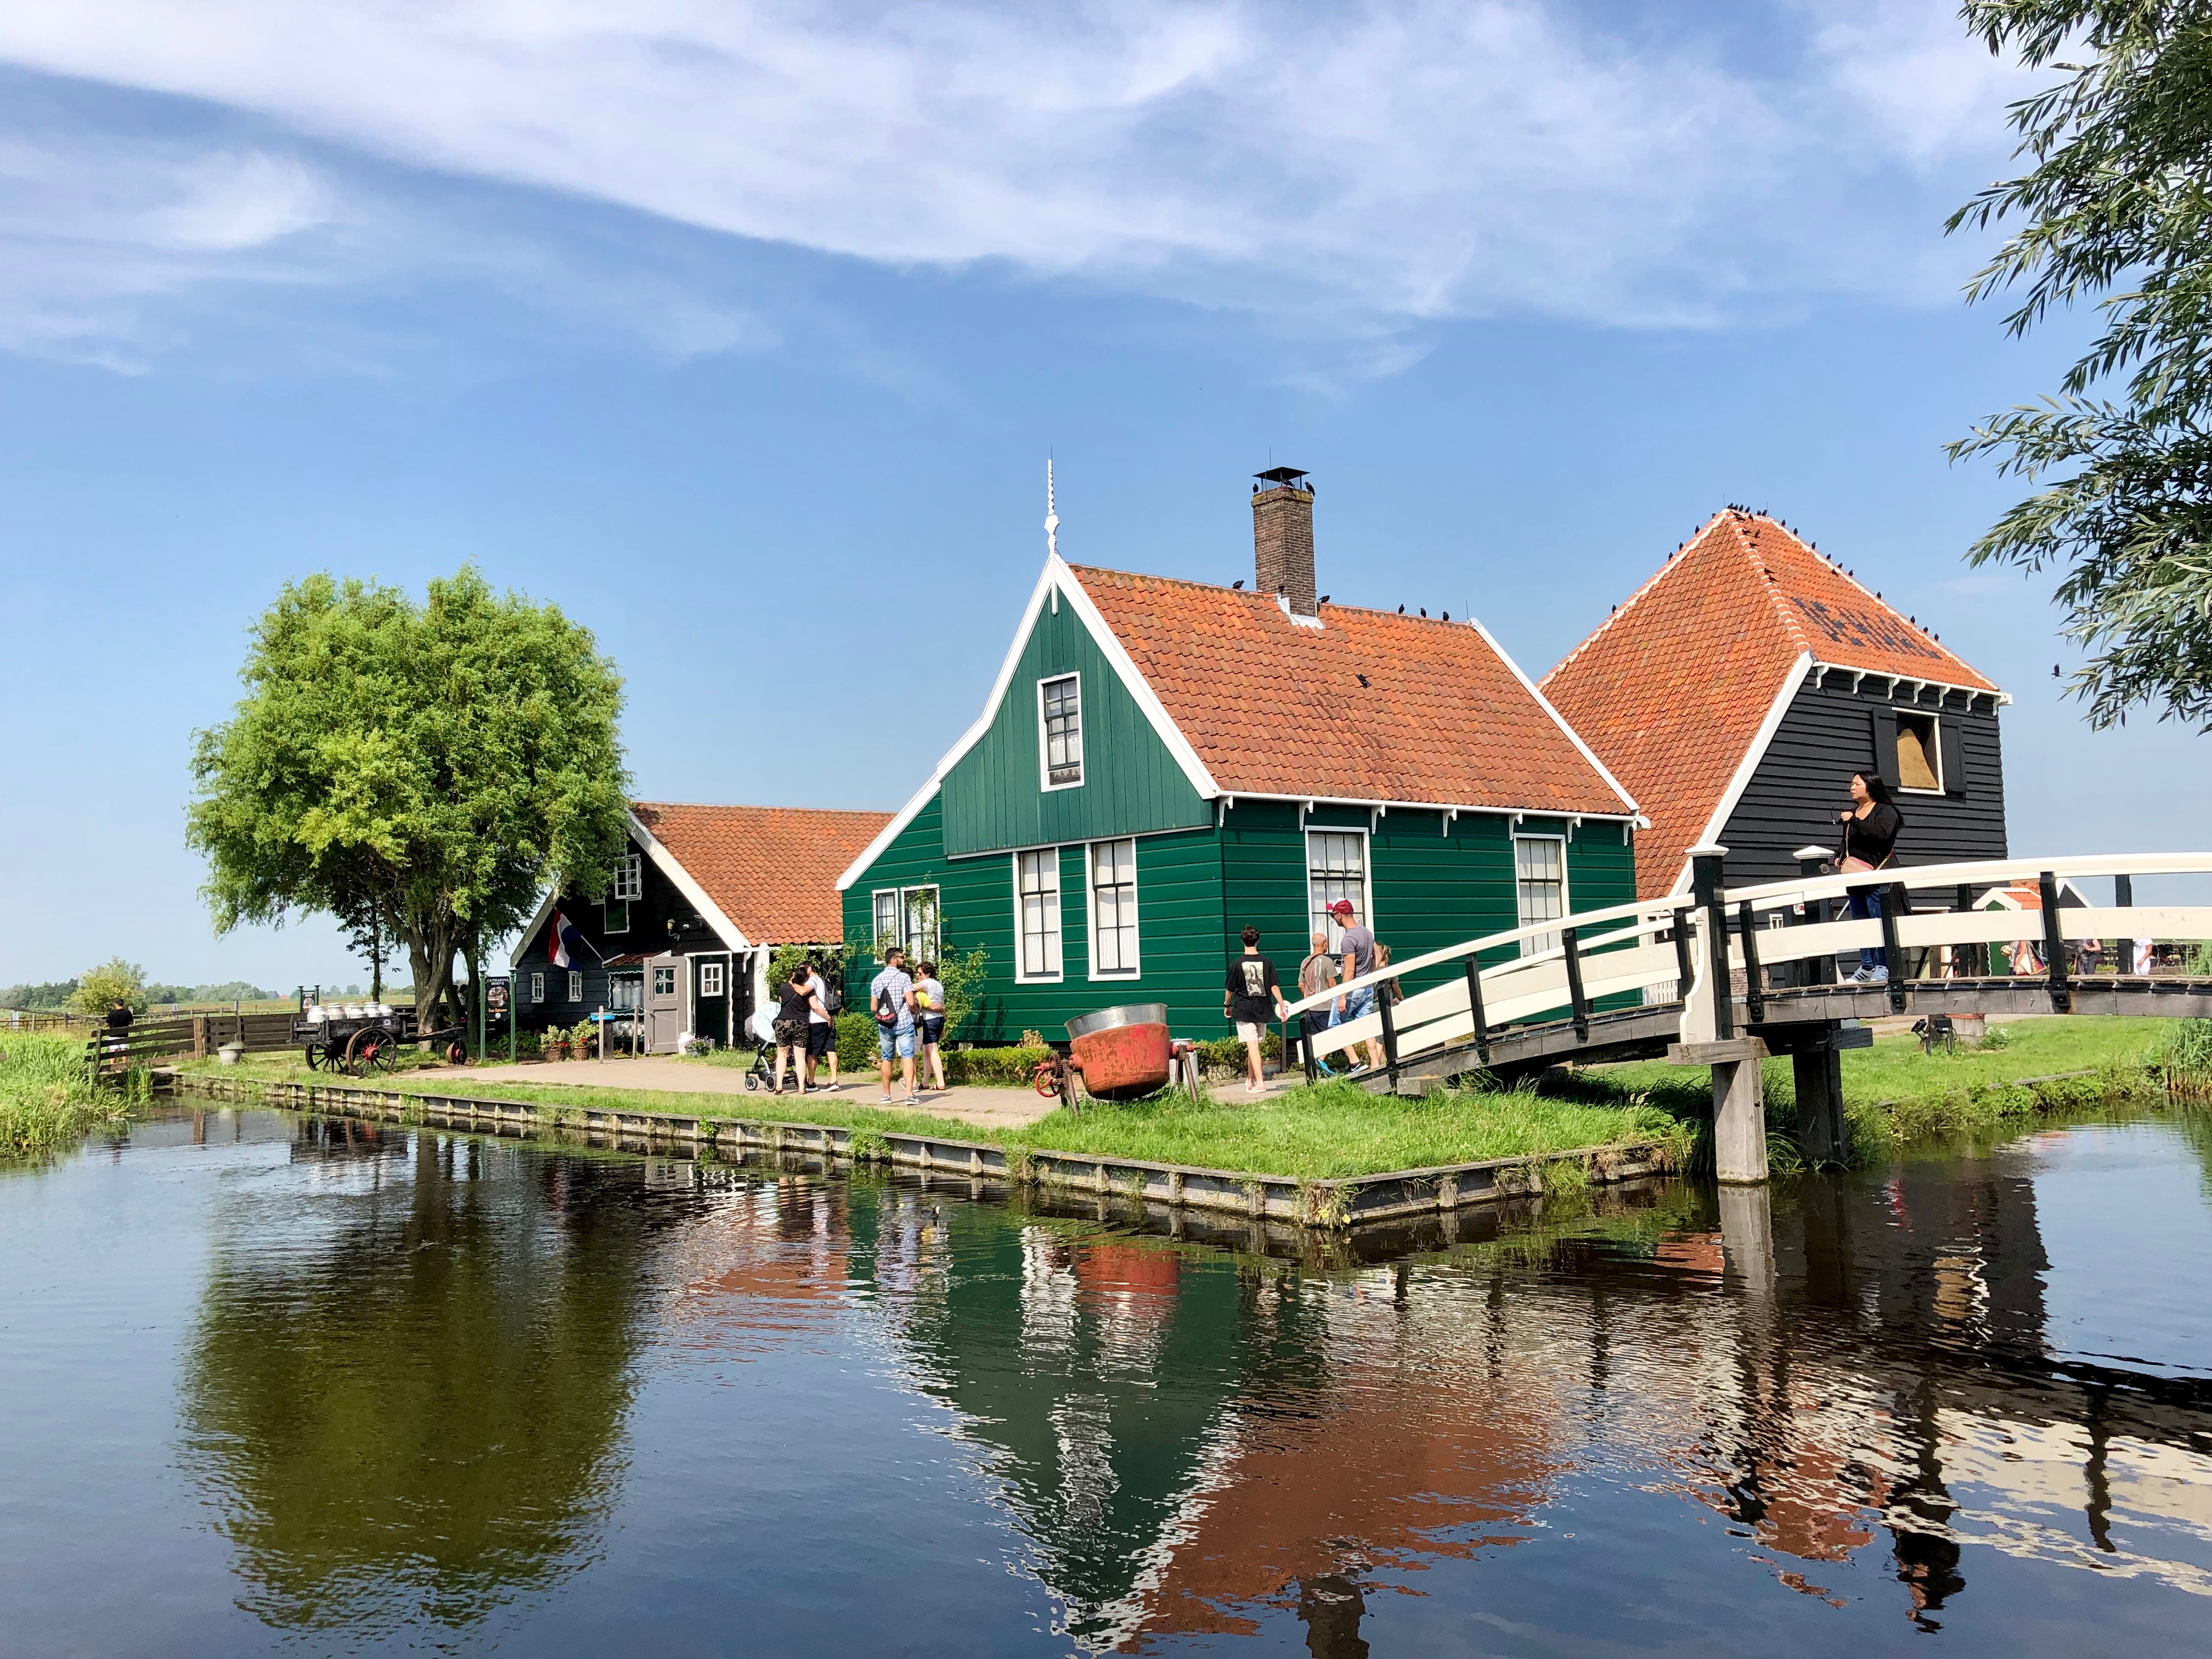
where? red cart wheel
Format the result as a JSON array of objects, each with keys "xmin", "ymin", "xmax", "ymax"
[{"xmin": 445, "ymin": 1040, "xmax": 467, "ymax": 1066}]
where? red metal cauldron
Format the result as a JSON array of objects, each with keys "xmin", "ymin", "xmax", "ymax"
[{"xmin": 1032, "ymin": 1003, "xmax": 1175, "ymax": 1103}]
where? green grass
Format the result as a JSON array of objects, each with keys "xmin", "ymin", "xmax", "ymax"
[
  {"xmin": 1, "ymin": 1032, "xmax": 144, "ymax": 1159},
  {"xmin": 179, "ymin": 1052, "xmax": 1681, "ymax": 1181}
]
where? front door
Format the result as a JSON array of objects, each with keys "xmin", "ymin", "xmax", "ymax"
[
  {"xmin": 691, "ymin": 953, "xmax": 731, "ymax": 1049},
  {"xmin": 645, "ymin": 955, "xmax": 684, "ymax": 1052}
]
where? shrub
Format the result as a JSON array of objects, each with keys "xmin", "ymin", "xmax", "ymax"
[
  {"xmin": 943, "ymin": 1045, "xmax": 1052, "ymax": 1085},
  {"xmin": 834, "ymin": 1011, "xmax": 881, "ymax": 1071}
]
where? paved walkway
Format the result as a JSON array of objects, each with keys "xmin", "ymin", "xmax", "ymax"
[{"xmin": 402, "ymin": 1054, "xmax": 1301, "ymax": 1132}]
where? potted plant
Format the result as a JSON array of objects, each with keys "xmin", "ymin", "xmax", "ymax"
[{"xmin": 544, "ymin": 1029, "xmax": 571, "ymax": 1062}]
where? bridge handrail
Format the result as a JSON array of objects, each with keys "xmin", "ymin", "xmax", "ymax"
[{"xmin": 1716, "ymin": 851, "xmax": 2212, "ymax": 916}]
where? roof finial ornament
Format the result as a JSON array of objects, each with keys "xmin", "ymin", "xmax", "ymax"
[{"xmin": 1045, "ymin": 458, "xmax": 1060, "ymax": 560}]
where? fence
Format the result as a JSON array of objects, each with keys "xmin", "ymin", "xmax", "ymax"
[{"xmin": 83, "ymin": 1011, "xmax": 301, "ymax": 1076}]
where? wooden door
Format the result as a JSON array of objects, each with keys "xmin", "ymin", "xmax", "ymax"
[
  {"xmin": 645, "ymin": 955, "xmax": 684, "ymax": 1052},
  {"xmin": 690, "ymin": 954, "xmax": 730, "ymax": 1049}
]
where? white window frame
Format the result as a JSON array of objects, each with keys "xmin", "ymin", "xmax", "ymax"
[
  {"xmin": 1037, "ymin": 673, "xmax": 1084, "ymax": 792},
  {"xmin": 653, "ymin": 966, "xmax": 676, "ymax": 998},
  {"xmin": 871, "ymin": 885, "xmax": 940, "ymax": 962},
  {"xmin": 612, "ymin": 853, "xmax": 644, "ymax": 902},
  {"xmin": 567, "ymin": 969, "xmax": 584, "ymax": 1003},
  {"xmin": 529, "ymin": 972, "xmax": 545, "ymax": 1003},
  {"xmin": 1014, "ymin": 848, "xmax": 1065, "ymax": 983},
  {"xmin": 1305, "ymin": 827, "xmax": 1373, "ymax": 952},
  {"xmin": 1086, "ymin": 838, "xmax": 1141, "ymax": 980},
  {"xmin": 696, "ymin": 960, "xmax": 724, "ymax": 1000},
  {"xmin": 1513, "ymin": 833, "xmax": 1570, "ymax": 959},
  {"xmin": 1894, "ymin": 709, "xmax": 1945, "ymax": 795}
]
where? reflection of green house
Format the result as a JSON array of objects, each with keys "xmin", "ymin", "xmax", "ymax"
[{"xmin": 837, "ymin": 470, "xmax": 1643, "ymax": 1042}]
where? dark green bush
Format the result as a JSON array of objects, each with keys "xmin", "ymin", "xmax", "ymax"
[{"xmin": 944, "ymin": 1045, "xmax": 1051, "ymax": 1085}]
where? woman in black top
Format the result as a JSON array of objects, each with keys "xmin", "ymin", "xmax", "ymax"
[
  {"xmin": 771, "ymin": 969, "xmax": 823, "ymax": 1095},
  {"xmin": 1836, "ymin": 772, "xmax": 1904, "ymax": 982}
]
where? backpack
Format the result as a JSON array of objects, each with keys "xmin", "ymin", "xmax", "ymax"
[
  {"xmin": 820, "ymin": 976, "xmax": 843, "ymax": 1016},
  {"xmin": 873, "ymin": 980, "xmax": 900, "ymax": 1028}
]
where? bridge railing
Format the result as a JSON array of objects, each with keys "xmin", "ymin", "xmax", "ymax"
[{"xmin": 1283, "ymin": 851, "xmax": 2212, "ymax": 1077}]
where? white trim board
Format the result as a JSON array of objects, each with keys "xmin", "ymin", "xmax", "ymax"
[
  {"xmin": 1470, "ymin": 614, "xmax": 1643, "ymax": 820},
  {"xmin": 627, "ymin": 808, "xmax": 752, "ymax": 951}
]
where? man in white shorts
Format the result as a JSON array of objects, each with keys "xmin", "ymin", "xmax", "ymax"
[{"xmin": 1222, "ymin": 926, "xmax": 1288, "ymax": 1096}]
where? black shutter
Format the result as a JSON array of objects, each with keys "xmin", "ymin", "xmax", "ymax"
[
  {"xmin": 1870, "ymin": 708, "xmax": 1900, "ymax": 789},
  {"xmin": 1938, "ymin": 719, "xmax": 1967, "ymax": 797}
]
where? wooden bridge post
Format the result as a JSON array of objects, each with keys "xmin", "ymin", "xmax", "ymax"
[
  {"xmin": 1561, "ymin": 927, "xmax": 1590, "ymax": 1042},
  {"xmin": 1461, "ymin": 955, "xmax": 1491, "ymax": 1068},
  {"xmin": 2039, "ymin": 870, "xmax": 2073, "ymax": 1013},
  {"xmin": 1690, "ymin": 847, "xmax": 1733, "ymax": 1041},
  {"xmin": 1792, "ymin": 1025, "xmax": 1848, "ymax": 1166}
]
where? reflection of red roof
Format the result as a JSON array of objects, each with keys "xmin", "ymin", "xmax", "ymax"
[
  {"xmin": 1069, "ymin": 565, "xmax": 1633, "ymax": 816},
  {"xmin": 1541, "ymin": 511, "xmax": 2000, "ymax": 898},
  {"xmin": 634, "ymin": 802, "xmax": 893, "ymax": 945}
]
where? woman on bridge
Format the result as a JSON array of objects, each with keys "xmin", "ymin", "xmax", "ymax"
[{"xmin": 1837, "ymin": 772, "xmax": 1904, "ymax": 984}]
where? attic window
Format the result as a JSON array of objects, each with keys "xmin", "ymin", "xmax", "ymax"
[
  {"xmin": 612, "ymin": 853, "xmax": 643, "ymax": 901},
  {"xmin": 1895, "ymin": 711, "xmax": 1941, "ymax": 792},
  {"xmin": 1039, "ymin": 674, "xmax": 1083, "ymax": 789}
]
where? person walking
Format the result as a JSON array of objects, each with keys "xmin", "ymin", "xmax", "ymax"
[
  {"xmin": 770, "ymin": 966, "xmax": 823, "ymax": 1096},
  {"xmin": 913, "ymin": 961, "xmax": 949, "ymax": 1092},
  {"xmin": 1836, "ymin": 771, "xmax": 1905, "ymax": 984},
  {"xmin": 1296, "ymin": 932, "xmax": 1340, "ymax": 1077},
  {"xmin": 1325, "ymin": 899, "xmax": 1386, "ymax": 1075},
  {"xmin": 803, "ymin": 958, "xmax": 840, "ymax": 1091},
  {"xmin": 1223, "ymin": 927, "xmax": 1288, "ymax": 1096},
  {"xmin": 870, "ymin": 946, "xmax": 919, "ymax": 1104}
]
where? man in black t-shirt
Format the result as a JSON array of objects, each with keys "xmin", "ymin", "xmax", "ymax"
[{"xmin": 1222, "ymin": 926, "xmax": 1287, "ymax": 1096}]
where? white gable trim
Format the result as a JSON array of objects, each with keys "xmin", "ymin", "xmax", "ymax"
[
  {"xmin": 1468, "ymin": 615, "xmax": 1644, "ymax": 822},
  {"xmin": 508, "ymin": 885, "xmax": 563, "ymax": 968},
  {"xmin": 1666, "ymin": 651, "xmax": 1814, "ymax": 896},
  {"xmin": 627, "ymin": 808, "xmax": 751, "ymax": 950},
  {"xmin": 836, "ymin": 556, "xmax": 1222, "ymax": 890}
]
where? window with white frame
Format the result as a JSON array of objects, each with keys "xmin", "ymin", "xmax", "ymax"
[
  {"xmin": 530, "ymin": 972, "xmax": 545, "ymax": 1003},
  {"xmin": 567, "ymin": 970, "xmax": 584, "ymax": 1003},
  {"xmin": 653, "ymin": 966, "xmax": 676, "ymax": 997},
  {"xmin": 872, "ymin": 886, "xmax": 940, "ymax": 961},
  {"xmin": 1039, "ymin": 674, "xmax": 1083, "ymax": 789},
  {"xmin": 697, "ymin": 961, "xmax": 724, "ymax": 998},
  {"xmin": 1306, "ymin": 830, "xmax": 1369, "ymax": 949},
  {"xmin": 1514, "ymin": 836, "xmax": 1567, "ymax": 957},
  {"xmin": 612, "ymin": 853, "xmax": 643, "ymax": 901},
  {"xmin": 1089, "ymin": 838, "xmax": 1139, "ymax": 977},
  {"xmin": 1016, "ymin": 849, "xmax": 1063, "ymax": 979}
]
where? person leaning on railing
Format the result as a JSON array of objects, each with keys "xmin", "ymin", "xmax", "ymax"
[{"xmin": 1834, "ymin": 771, "xmax": 1904, "ymax": 986}]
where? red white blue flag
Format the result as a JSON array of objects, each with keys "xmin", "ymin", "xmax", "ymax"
[{"xmin": 549, "ymin": 910, "xmax": 586, "ymax": 969}]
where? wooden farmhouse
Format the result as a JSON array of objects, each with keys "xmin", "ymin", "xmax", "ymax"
[
  {"xmin": 1540, "ymin": 508, "xmax": 2010, "ymax": 898},
  {"xmin": 511, "ymin": 802, "xmax": 889, "ymax": 1049},
  {"xmin": 835, "ymin": 470, "xmax": 1644, "ymax": 1043}
]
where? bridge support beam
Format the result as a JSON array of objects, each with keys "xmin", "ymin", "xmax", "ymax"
[
  {"xmin": 1669, "ymin": 1036, "xmax": 1769, "ymax": 1184},
  {"xmin": 1792, "ymin": 1027, "xmax": 1848, "ymax": 1167}
]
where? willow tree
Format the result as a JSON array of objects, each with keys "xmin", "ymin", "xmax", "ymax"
[
  {"xmin": 187, "ymin": 568, "xmax": 629, "ymax": 1025},
  {"xmin": 1949, "ymin": 1, "xmax": 2212, "ymax": 729}
]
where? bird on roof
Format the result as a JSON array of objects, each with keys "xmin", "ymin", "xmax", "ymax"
[
  {"xmin": 1232, "ymin": 579, "xmax": 1244, "ymax": 589},
  {"xmin": 1441, "ymin": 610, "xmax": 1449, "ymax": 620},
  {"xmin": 1319, "ymin": 595, "xmax": 1330, "ymax": 604},
  {"xmin": 1419, "ymin": 607, "xmax": 1427, "ymax": 617},
  {"xmin": 1397, "ymin": 604, "xmax": 1404, "ymax": 613}
]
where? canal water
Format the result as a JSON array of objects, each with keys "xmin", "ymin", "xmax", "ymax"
[{"xmin": 5, "ymin": 1109, "xmax": 2211, "ymax": 1656}]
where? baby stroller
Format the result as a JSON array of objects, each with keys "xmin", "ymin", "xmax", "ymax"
[{"xmin": 740, "ymin": 1007, "xmax": 779, "ymax": 1092}]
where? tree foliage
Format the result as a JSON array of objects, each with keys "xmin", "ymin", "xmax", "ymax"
[
  {"xmin": 187, "ymin": 568, "xmax": 630, "ymax": 1024},
  {"xmin": 71, "ymin": 957, "xmax": 148, "ymax": 1015},
  {"xmin": 1948, "ymin": 0, "xmax": 2212, "ymax": 728}
]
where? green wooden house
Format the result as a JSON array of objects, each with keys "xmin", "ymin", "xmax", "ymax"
[{"xmin": 836, "ymin": 469, "xmax": 1644, "ymax": 1043}]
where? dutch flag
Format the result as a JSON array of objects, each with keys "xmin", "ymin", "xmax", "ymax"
[{"xmin": 549, "ymin": 910, "xmax": 587, "ymax": 969}]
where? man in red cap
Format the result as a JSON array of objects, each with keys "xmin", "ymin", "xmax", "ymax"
[{"xmin": 1327, "ymin": 898, "xmax": 1384, "ymax": 1076}]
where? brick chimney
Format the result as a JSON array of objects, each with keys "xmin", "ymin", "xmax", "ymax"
[{"xmin": 1252, "ymin": 466, "xmax": 1316, "ymax": 617}]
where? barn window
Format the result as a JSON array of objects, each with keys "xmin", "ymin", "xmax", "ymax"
[
  {"xmin": 1089, "ymin": 838, "xmax": 1139, "ymax": 977},
  {"xmin": 872, "ymin": 886, "xmax": 939, "ymax": 960},
  {"xmin": 1306, "ymin": 830, "xmax": 1369, "ymax": 948},
  {"xmin": 1895, "ymin": 711, "xmax": 1942, "ymax": 792},
  {"xmin": 653, "ymin": 966, "xmax": 675, "ymax": 997},
  {"xmin": 1015, "ymin": 849, "xmax": 1063, "ymax": 980},
  {"xmin": 697, "ymin": 961, "xmax": 723, "ymax": 999},
  {"xmin": 567, "ymin": 970, "xmax": 584, "ymax": 1003},
  {"xmin": 1514, "ymin": 835, "xmax": 1567, "ymax": 957},
  {"xmin": 603, "ymin": 899, "xmax": 629, "ymax": 934},
  {"xmin": 530, "ymin": 972, "xmax": 544, "ymax": 1003},
  {"xmin": 1039, "ymin": 674, "xmax": 1084, "ymax": 789},
  {"xmin": 612, "ymin": 853, "xmax": 643, "ymax": 901}
]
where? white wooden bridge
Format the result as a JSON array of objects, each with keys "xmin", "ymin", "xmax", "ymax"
[{"xmin": 1284, "ymin": 850, "xmax": 2212, "ymax": 1183}]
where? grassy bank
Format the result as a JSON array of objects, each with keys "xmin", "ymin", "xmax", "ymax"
[
  {"xmin": 1, "ymin": 1033, "xmax": 143, "ymax": 1159},
  {"xmin": 180, "ymin": 1052, "xmax": 1683, "ymax": 1181}
]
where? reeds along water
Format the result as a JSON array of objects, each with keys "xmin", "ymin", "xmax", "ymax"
[{"xmin": 0, "ymin": 1031, "xmax": 144, "ymax": 1156}]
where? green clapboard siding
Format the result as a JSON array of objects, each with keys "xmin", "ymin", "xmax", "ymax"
[{"xmin": 939, "ymin": 593, "xmax": 1210, "ymax": 858}]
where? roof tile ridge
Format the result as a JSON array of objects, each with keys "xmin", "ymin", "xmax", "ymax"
[
  {"xmin": 1729, "ymin": 512, "xmax": 1814, "ymax": 655},
  {"xmin": 1067, "ymin": 562, "xmax": 1241, "ymax": 596},
  {"xmin": 630, "ymin": 799, "xmax": 891, "ymax": 816},
  {"xmin": 1753, "ymin": 518, "xmax": 1998, "ymax": 688},
  {"xmin": 1541, "ymin": 510, "xmax": 1733, "ymax": 689}
]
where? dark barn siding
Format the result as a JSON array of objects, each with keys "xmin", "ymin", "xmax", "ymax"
[
  {"xmin": 512, "ymin": 838, "xmax": 722, "ymax": 1030},
  {"xmin": 1717, "ymin": 670, "xmax": 2006, "ymax": 893}
]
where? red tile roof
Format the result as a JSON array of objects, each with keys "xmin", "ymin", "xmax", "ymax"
[
  {"xmin": 1068, "ymin": 565, "xmax": 1634, "ymax": 816},
  {"xmin": 632, "ymin": 802, "xmax": 892, "ymax": 945},
  {"xmin": 1539, "ymin": 510, "xmax": 2000, "ymax": 898}
]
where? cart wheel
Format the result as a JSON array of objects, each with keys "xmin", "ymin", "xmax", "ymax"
[
  {"xmin": 445, "ymin": 1040, "xmax": 467, "ymax": 1066},
  {"xmin": 346, "ymin": 1027, "xmax": 397, "ymax": 1075},
  {"xmin": 304, "ymin": 1042, "xmax": 326, "ymax": 1072}
]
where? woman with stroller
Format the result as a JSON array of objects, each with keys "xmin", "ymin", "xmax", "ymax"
[{"xmin": 770, "ymin": 966, "xmax": 827, "ymax": 1095}]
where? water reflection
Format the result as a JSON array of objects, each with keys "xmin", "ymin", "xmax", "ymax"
[
  {"xmin": 126, "ymin": 1111, "xmax": 2212, "ymax": 1653},
  {"xmin": 177, "ymin": 1119, "xmax": 668, "ymax": 1642}
]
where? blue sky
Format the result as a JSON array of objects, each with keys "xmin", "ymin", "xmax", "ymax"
[{"xmin": 2, "ymin": 2, "xmax": 2203, "ymax": 991}]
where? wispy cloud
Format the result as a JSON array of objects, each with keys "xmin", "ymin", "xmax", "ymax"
[{"xmin": 0, "ymin": 2, "xmax": 2041, "ymax": 370}]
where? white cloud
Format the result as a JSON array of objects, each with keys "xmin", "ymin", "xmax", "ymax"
[{"xmin": 0, "ymin": 2, "xmax": 2047, "ymax": 366}]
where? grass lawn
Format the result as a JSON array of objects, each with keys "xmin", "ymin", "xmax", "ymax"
[{"xmin": 182, "ymin": 1052, "xmax": 1682, "ymax": 1181}]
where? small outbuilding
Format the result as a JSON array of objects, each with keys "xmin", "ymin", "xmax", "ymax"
[
  {"xmin": 1540, "ymin": 508, "xmax": 2010, "ymax": 898},
  {"xmin": 511, "ymin": 801, "xmax": 891, "ymax": 1050}
]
